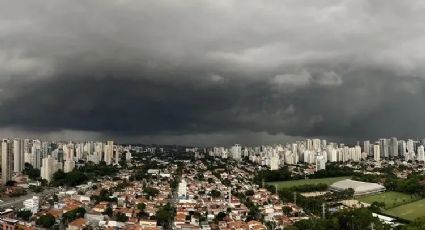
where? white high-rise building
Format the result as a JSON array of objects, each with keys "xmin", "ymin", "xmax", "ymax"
[
  {"xmin": 363, "ymin": 140, "xmax": 370, "ymax": 156},
  {"xmin": 75, "ymin": 143, "xmax": 84, "ymax": 161},
  {"xmin": 230, "ymin": 144, "xmax": 242, "ymax": 161},
  {"xmin": 306, "ymin": 139, "xmax": 313, "ymax": 150},
  {"xmin": 270, "ymin": 155, "xmax": 279, "ymax": 170},
  {"xmin": 24, "ymin": 152, "xmax": 32, "ymax": 164},
  {"xmin": 351, "ymin": 145, "xmax": 362, "ymax": 162},
  {"xmin": 64, "ymin": 143, "xmax": 74, "ymax": 162},
  {"xmin": 30, "ymin": 146, "xmax": 42, "ymax": 169},
  {"xmin": 312, "ymin": 139, "xmax": 321, "ymax": 151},
  {"xmin": 417, "ymin": 145, "xmax": 425, "ymax": 162},
  {"xmin": 303, "ymin": 150, "xmax": 315, "ymax": 164},
  {"xmin": 284, "ymin": 150, "xmax": 297, "ymax": 165},
  {"xmin": 41, "ymin": 155, "xmax": 60, "ymax": 182},
  {"xmin": 177, "ymin": 179, "xmax": 187, "ymax": 199},
  {"xmin": 13, "ymin": 139, "xmax": 25, "ymax": 173},
  {"xmin": 407, "ymin": 139, "xmax": 415, "ymax": 155},
  {"xmin": 379, "ymin": 139, "xmax": 389, "ymax": 158},
  {"xmin": 64, "ymin": 160, "xmax": 75, "ymax": 173},
  {"xmin": 327, "ymin": 148, "xmax": 338, "ymax": 162},
  {"xmin": 23, "ymin": 139, "xmax": 31, "ymax": 154},
  {"xmin": 1, "ymin": 139, "xmax": 13, "ymax": 184},
  {"xmin": 405, "ymin": 151, "xmax": 416, "ymax": 161},
  {"xmin": 104, "ymin": 141, "xmax": 114, "ymax": 165},
  {"xmin": 125, "ymin": 151, "xmax": 132, "ymax": 162},
  {"xmin": 399, "ymin": 140, "xmax": 407, "ymax": 157},
  {"xmin": 23, "ymin": 196, "xmax": 39, "ymax": 214},
  {"xmin": 373, "ymin": 144, "xmax": 380, "ymax": 161},
  {"xmin": 321, "ymin": 140, "xmax": 327, "ymax": 149},
  {"xmin": 316, "ymin": 155, "xmax": 326, "ymax": 171},
  {"xmin": 115, "ymin": 151, "xmax": 120, "ymax": 165},
  {"xmin": 390, "ymin": 137, "xmax": 398, "ymax": 158},
  {"xmin": 88, "ymin": 151, "xmax": 101, "ymax": 164}
]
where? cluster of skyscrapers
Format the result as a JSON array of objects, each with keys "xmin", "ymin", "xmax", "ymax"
[
  {"xmin": 209, "ymin": 138, "xmax": 425, "ymax": 171},
  {"xmin": 0, "ymin": 139, "xmax": 130, "ymax": 184},
  {"xmin": 363, "ymin": 138, "xmax": 425, "ymax": 162}
]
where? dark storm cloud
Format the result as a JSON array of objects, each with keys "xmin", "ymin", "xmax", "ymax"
[{"xmin": 1, "ymin": 0, "xmax": 425, "ymax": 144}]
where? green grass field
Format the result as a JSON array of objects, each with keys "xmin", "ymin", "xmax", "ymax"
[
  {"xmin": 356, "ymin": 191, "xmax": 419, "ymax": 209},
  {"xmin": 385, "ymin": 199, "xmax": 425, "ymax": 221},
  {"xmin": 267, "ymin": 176, "xmax": 350, "ymax": 189}
]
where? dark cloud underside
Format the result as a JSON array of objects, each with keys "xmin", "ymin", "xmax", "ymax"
[{"xmin": 1, "ymin": 0, "xmax": 425, "ymax": 144}]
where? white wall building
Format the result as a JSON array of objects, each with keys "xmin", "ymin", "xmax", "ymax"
[
  {"xmin": 1, "ymin": 139, "xmax": 13, "ymax": 184},
  {"xmin": 41, "ymin": 155, "xmax": 61, "ymax": 182},
  {"xmin": 417, "ymin": 145, "xmax": 425, "ymax": 162},
  {"xmin": 177, "ymin": 179, "xmax": 187, "ymax": 199},
  {"xmin": 104, "ymin": 141, "xmax": 114, "ymax": 165},
  {"xmin": 316, "ymin": 155, "xmax": 326, "ymax": 171},
  {"xmin": 373, "ymin": 144, "xmax": 381, "ymax": 161},
  {"xmin": 64, "ymin": 160, "xmax": 75, "ymax": 173},
  {"xmin": 23, "ymin": 196, "xmax": 39, "ymax": 214},
  {"xmin": 230, "ymin": 144, "xmax": 242, "ymax": 161},
  {"xmin": 13, "ymin": 139, "xmax": 25, "ymax": 173},
  {"xmin": 270, "ymin": 155, "xmax": 279, "ymax": 170}
]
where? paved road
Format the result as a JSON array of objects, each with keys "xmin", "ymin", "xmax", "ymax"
[{"xmin": 0, "ymin": 187, "xmax": 58, "ymax": 209}]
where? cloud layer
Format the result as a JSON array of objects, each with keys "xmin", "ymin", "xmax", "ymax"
[{"xmin": 1, "ymin": 0, "xmax": 425, "ymax": 145}]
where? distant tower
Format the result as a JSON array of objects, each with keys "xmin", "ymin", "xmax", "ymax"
[
  {"xmin": 104, "ymin": 141, "xmax": 114, "ymax": 165},
  {"xmin": 2, "ymin": 139, "xmax": 13, "ymax": 184},
  {"xmin": 13, "ymin": 139, "xmax": 24, "ymax": 173},
  {"xmin": 390, "ymin": 137, "xmax": 398, "ymax": 158},
  {"xmin": 363, "ymin": 140, "xmax": 370, "ymax": 156},
  {"xmin": 177, "ymin": 179, "xmax": 187, "ymax": 199},
  {"xmin": 373, "ymin": 144, "xmax": 380, "ymax": 161}
]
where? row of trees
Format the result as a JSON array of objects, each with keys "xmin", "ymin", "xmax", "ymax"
[
  {"xmin": 254, "ymin": 167, "xmax": 292, "ymax": 183},
  {"xmin": 278, "ymin": 187, "xmax": 354, "ymax": 215},
  {"xmin": 352, "ymin": 173, "xmax": 381, "ymax": 183},
  {"xmin": 309, "ymin": 164, "xmax": 354, "ymax": 179},
  {"xmin": 255, "ymin": 164, "xmax": 354, "ymax": 184},
  {"xmin": 51, "ymin": 170, "xmax": 88, "ymax": 187},
  {"xmin": 287, "ymin": 208, "xmax": 425, "ymax": 230},
  {"xmin": 287, "ymin": 208, "xmax": 390, "ymax": 230},
  {"xmin": 51, "ymin": 162, "xmax": 119, "ymax": 187},
  {"xmin": 288, "ymin": 183, "xmax": 328, "ymax": 192},
  {"xmin": 385, "ymin": 174, "xmax": 425, "ymax": 196}
]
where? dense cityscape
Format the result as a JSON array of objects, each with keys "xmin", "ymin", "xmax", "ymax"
[
  {"xmin": 3, "ymin": 1, "xmax": 425, "ymax": 230},
  {"xmin": 0, "ymin": 138, "xmax": 423, "ymax": 229}
]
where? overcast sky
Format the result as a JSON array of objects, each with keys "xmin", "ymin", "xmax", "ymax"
[{"xmin": 1, "ymin": 0, "xmax": 425, "ymax": 146}]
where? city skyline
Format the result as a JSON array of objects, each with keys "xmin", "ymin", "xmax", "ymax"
[
  {"xmin": 2, "ymin": 1, "xmax": 425, "ymax": 229},
  {"xmin": 2, "ymin": 1, "xmax": 425, "ymax": 146}
]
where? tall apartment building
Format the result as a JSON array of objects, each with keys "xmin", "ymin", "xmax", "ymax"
[
  {"xmin": 177, "ymin": 179, "xmax": 187, "ymax": 199},
  {"xmin": 41, "ymin": 155, "xmax": 59, "ymax": 182},
  {"xmin": 13, "ymin": 139, "xmax": 24, "ymax": 173},
  {"xmin": 230, "ymin": 144, "xmax": 242, "ymax": 161},
  {"xmin": 23, "ymin": 196, "xmax": 39, "ymax": 214},
  {"xmin": 104, "ymin": 141, "xmax": 114, "ymax": 165},
  {"xmin": 373, "ymin": 144, "xmax": 381, "ymax": 161},
  {"xmin": 270, "ymin": 155, "xmax": 279, "ymax": 170},
  {"xmin": 1, "ymin": 140, "xmax": 13, "ymax": 184}
]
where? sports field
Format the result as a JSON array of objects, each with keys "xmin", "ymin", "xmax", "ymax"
[
  {"xmin": 385, "ymin": 199, "xmax": 425, "ymax": 221},
  {"xmin": 357, "ymin": 191, "xmax": 419, "ymax": 209},
  {"xmin": 267, "ymin": 176, "xmax": 350, "ymax": 189}
]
